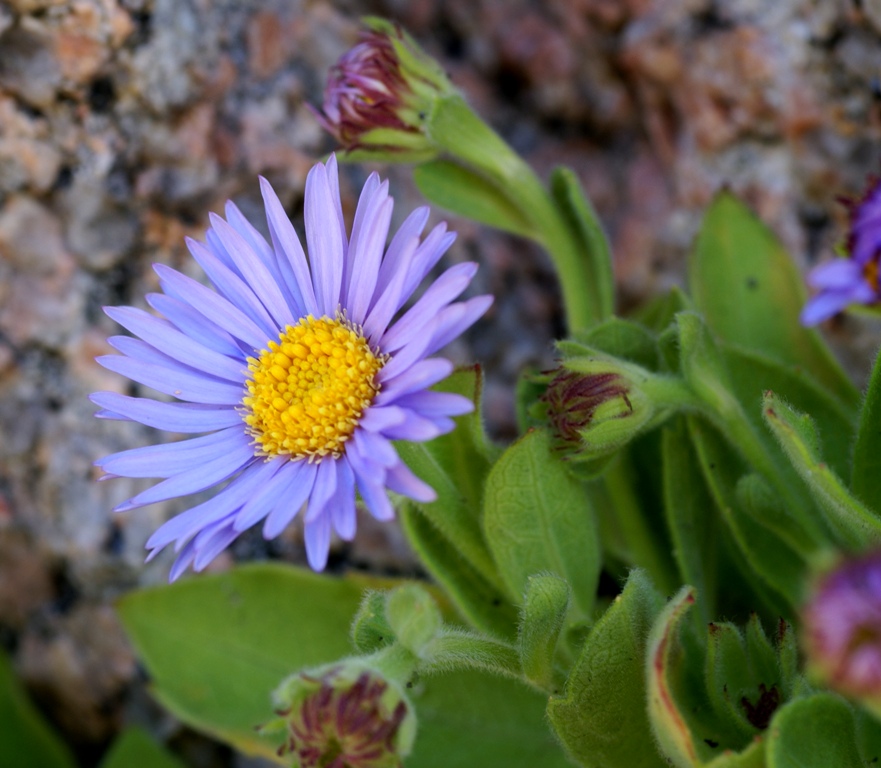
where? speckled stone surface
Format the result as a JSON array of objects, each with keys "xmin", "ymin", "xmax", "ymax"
[{"xmin": 1, "ymin": 0, "xmax": 880, "ymax": 763}]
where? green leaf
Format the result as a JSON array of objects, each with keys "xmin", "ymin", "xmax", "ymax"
[
  {"xmin": 635, "ymin": 285, "xmax": 694, "ymax": 335},
  {"xmin": 549, "ymin": 166, "xmax": 615, "ymax": 322},
  {"xmin": 413, "ymin": 160, "xmax": 535, "ymax": 238},
  {"xmin": 705, "ymin": 623, "xmax": 759, "ymax": 740},
  {"xmin": 117, "ymin": 564, "xmax": 365, "ymax": 760},
  {"xmin": 482, "ymin": 429, "xmax": 601, "ymax": 619},
  {"xmin": 855, "ymin": 708, "xmax": 881, "ymax": 765},
  {"xmin": 676, "ymin": 322, "xmax": 830, "ymax": 551},
  {"xmin": 385, "ymin": 584, "xmax": 443, "ymax": 655},
  {"xmin": 662, "ymin": 417, "xmax": 720, "ymax": 623},
  {"xmin": 687, "ymin": 417, "xmax": 806, "ymax": 616},
  {"xmin": 762, "ymin": 391, "xmax": 881, "ymax": 548},
  {"xmin": 720, "ymin": 344, "xmax": 856, "ymax": 481},
  {"xmin": 0, "ymin": 649, "xmax": 75, "ymax": 768},
  {"xmin": 766, "ymin": 694, "xmax": 863, "ymax": 768},
  {"xmin": 518, "ymin": 574, "xmax": 570, "ymax": 691},
  {"xmin": 399, "ymin": 504, "xmax": 518, "ymax": 638},
  {"xmin": 515, "ymin": 368, "xmax": 548, "ymax": 434},
  {"xmin": 350, "ymin": 590, "xmax": 395, "ymax": 654},
  {"xmin": 427, "ymin": 95, "xmax": 524, "ymax": 186},
  {"xmin": 704, "ymin": 738, "xmax": 767, "ymax": 768},
  {"xmin": 646, "ymin": 591, "xmax": 771, "ymax": 768},
  {"xmin": 420, "ymin": 630, "xmax": 522, "ymax": 682},
  {"xmin": 734, "ymin": 474, "xmax": 819, "ymax": 564},
  {"xmin": 743, "ymin": 615, "xmax": 781, "ymax": 694},
  {"xmin": 592, "ymin": 440, "xmax": 682, "ymax": 595},
  {"xmin": 571, "ymin": 316, "xmax": 661, "ymax": 371},
  {"xmin": 646, "ymin": 587, "xmax": 705, "ymax": 768},
  {"xmin": 396, "ymin": 366, "xmax": 501, "ymax": 590},
  {"xmin": 408, "ymin": 670, "xmax": 571, "ymax": 768},
  {"xmin": 677, "ymin": 311, "xmax": 739, "ymax": 419},
  {"xmin": 119, "ymin": 563, "xmax": 562, "ymax": 767},
  {"xmin": 99, "ymin": 728, "xmax": 186, "ymax": 768},
  {"xmin": 852, "ymin": 344, "xmax": 881, "ymax": 510},
  {"xmin": 703, "ymin": 619, "xmax": 784, "ymax": 743},
  {"xmin": 547, "ymin": 570, "xmax": 668, "ymax": 768},
  {"xmin": 688, "ymin": 191, "xmax": 857, "ymax": 408}
]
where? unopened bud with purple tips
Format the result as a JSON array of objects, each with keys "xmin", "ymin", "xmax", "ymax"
[
  {"xmin": 312, "ymin": 18, "xmax": 455, "ymax": 161},
  {"xmin": 541, "ymin": 358, "xmax": 656, "ymax": 459},
  {"xmin": 803, "ymin": 551, "xmax": 881, "ymax": 715},
  {"xmin": 266, "ymin": 661, "xmax": 417, "ymax": 768}
]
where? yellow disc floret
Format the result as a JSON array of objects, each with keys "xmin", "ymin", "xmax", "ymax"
[{"xmin": 242, "ymin": 315, "xmax": 385, "ymax": 460}]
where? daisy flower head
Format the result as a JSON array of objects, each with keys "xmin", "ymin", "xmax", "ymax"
[
  {"xmin": 801, "ymin": 174, "xmax": 881, "ymax": 325},
  {"xmin": 91, "ymin": 156, "xmax": 492, "ymax": 578}
]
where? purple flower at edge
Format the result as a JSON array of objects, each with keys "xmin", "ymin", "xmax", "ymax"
[
  {"xmin": 91, "ymin": 156, "xmax": 492, "ymax": 578},
  {"xmin": 801, "ymin": 175, "xmax": 881, "ymax": 325},
  {"xmin": 803, "ymin": 551, "xmax": 881, "ymax": 700}
]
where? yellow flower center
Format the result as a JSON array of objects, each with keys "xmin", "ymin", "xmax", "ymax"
[{"xmin": 242, "ymin": 315, "xmax": 384, "ymax": 461}]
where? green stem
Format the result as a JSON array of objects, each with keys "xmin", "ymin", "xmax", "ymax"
[
  {"xmin": 420, "ymin": 629, "xmax": 554, "ymax": 693},
  {"xmin": 427, "ymin": 95, "xmax": 601, "ymax": 332},
  {"xmin": 367, "ymin": 644, "xmax": 420, "ymax": 684}
]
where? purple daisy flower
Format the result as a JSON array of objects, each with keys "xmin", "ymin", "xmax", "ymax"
[
  {"xmin": 91, "ymin": 156, "xmax": 491, "ymax": 578},
  {"xmin": 801, "ymin": 175, "xmax": 881, "ymax": 325}
]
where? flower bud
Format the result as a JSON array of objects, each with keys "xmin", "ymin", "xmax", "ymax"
[
  {"xmin": 268, "ymin": 661, "xmax": 417, "ymax": 768},
  {"xmin": 312, "ymin": 18, "xmax": 455, "ymax": 159},
  {"xmin": 803, "ymin": 551, "xmax": 881, "ymax": 712},
  {"xmin": 540, "ymin": 358, "xmax": 654, "ymax": 459}
]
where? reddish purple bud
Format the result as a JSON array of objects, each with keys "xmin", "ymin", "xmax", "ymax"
[
  {"xmin": 315, "ymin": 31, "xmax": 412, "ymax": 146},
  {"xmin": 803, "ymin": 551, "xmax": 881, "ymax": 703},
  {"xmin": 543, "ymin": 369, "xmax": 630, "ymax": 446},
  {"xmin": 268, "ymin": 662, "xmax": 416, "ymax": 768},
  {"xmin": 312, "ymin": 19, "xmax": 453, "ymax": 156},
  {"xmin": 540, "ymin": 360, "xmax": 653, "ymax": 458}
]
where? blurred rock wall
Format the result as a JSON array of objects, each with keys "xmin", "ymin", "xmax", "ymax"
[{"xmin": 0, "ymin": 0, "xmax": 879, "ymax": 762}]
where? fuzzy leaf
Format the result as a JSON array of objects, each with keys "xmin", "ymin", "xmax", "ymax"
[
  {"xmin": 571, "ymin": 316, "xmax": 661, "ymax": 371},
  {"xmin": 662, "ymin": 417, "xmax": 719, "ymax": 623},
  {"xmin": 687, "ymin": 417, "xmax": 806, "ymax": 615},
  {"xmin": 518, "ymin": 574, "xmax": 570, "ymax": 691},
  {"xmin": 396, "ymin": 366, "xmax": 502, "ymax": 591},
  {"xmin": 689, "ymin": 192, "xmax": 857, "ymax": 408},
  {"xmin": 414, "ymin": 160, "xmax": 534, "ymax": 238},
  {"xmin": 550, "ymin": 166, "xmax": 615, "ymax": 322},
  {"xmin": 720, "ymin": 344, "xmax": 856, "ymax": 481},
  {"xmin": 482, "ymin": 428, "xmax": 601, "ymax": 619},
  {"xmin": 852, "ymin": 344, "xmax": 881, "ymax": 511},
  {"xmin": 766, "ymin": 694, "xmax": 863, "ymax": 768},
  {"xmin": 762, "ymin": 391, "xmax": 881, "ymax": 548},
  {"xmin": 646, "ymin": 587, "xmax": 703, "ymax": 768},
  {"xmin": 703, "ymin": 739, "xmax": 766, "ymax": 768},
  {"xmin": 399, "ymin": 504, "xmax": 518, "ymax": 638},
  {"xmin": 350, "ymin": 590, "xmax": 395, "ymax": 654},
  {"xmin": 547, "ymin": 570, "xmax": 667, "ymax": 768}
]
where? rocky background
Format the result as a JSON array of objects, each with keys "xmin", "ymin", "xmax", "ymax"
[{"xmin": 1, "ymin": 0, "xmax": 879, "ymax": 764}]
